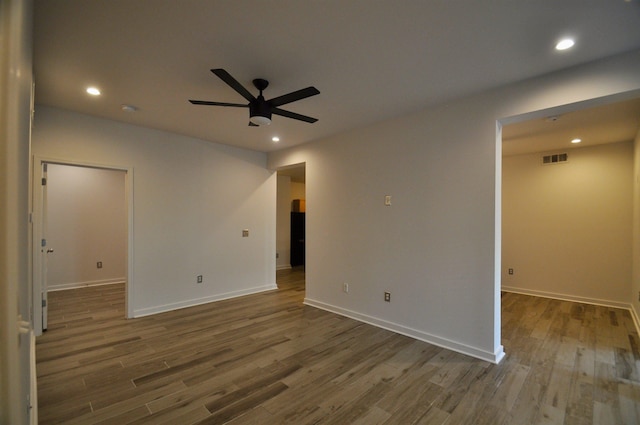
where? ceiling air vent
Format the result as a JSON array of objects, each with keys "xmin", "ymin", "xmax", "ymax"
[{"xmin": 542, "ymin": 153, "xmax": 568, "ymax": 165}]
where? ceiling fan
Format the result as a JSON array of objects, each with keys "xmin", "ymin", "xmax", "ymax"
[{"xmin": 189, "ymin": 68, "xmax": 320, "ymax": 126}]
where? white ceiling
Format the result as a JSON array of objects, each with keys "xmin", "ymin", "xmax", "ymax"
[{"xmin": 33, "ymin": 0, "xmax": 640, "ymax": 153}]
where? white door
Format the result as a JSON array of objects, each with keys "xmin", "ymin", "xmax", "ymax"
[
  {"xmin": 39, "ymin": 162, "xmax": 51, "ymax": 331},
  {"xmin": 33, "ymin": 160, "xmax": 45, "ymax": 335}
]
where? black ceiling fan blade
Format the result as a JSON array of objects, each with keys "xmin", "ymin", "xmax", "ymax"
[
  {"xmin": 272, "ymin": 107, "xmax": 318, "ymax": 123},
  {"xmin": 211, "ymin": 69, "xmax": 256, "ymax": 103},
  {"xmin": 268, "ymin": 87, "xmax": 320, "ymax": 108},
  {"xmin": 189, "ymin": 100, "xmax": 249, "ymax": 107}
]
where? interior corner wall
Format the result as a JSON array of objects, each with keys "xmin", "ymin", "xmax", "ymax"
[
  {"xmin": 46, "ymin": 164, "xmax": 127, "ymax": 290},
  {"xmin": 502, "ymin": 142, "xmax": 633, "ymax": 305},
  {"xmin": 267, "ymin": 49, "xmax": 640, "ymax": 363},
  {"xmin": 276, "ymin": 175, "xmax": 292, "ymax": 269},
  {"xmin": 632, "ymin": 127, "xmax": 640, "ymax": 324},
  {"xmin": 32, "ymin": 106, "xmax": 277, "ymax": 317}
]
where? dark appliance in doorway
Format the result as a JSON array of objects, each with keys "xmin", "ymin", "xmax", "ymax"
[{"xmin": 290, "ymin": 212, "xmax": 305, "ymax": 267}]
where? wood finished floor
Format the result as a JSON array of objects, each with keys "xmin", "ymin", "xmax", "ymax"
[{"xmin": 36, "ymin": 269, "xmax": 640, "ymax": 424}]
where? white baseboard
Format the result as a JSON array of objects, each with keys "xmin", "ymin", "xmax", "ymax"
[
  {"xmin": 48, "ymin": 278, "xmax": 126, "ymax": 292},
  {"xmin": 501, "ymin": 286, "xmax": 630, "ymax": 309},
  {"xmin": 133, "ymin": 284, "xmax": 278, "ymax": 318},
  {"xmin": 303, "ymin": 298, "xmax": 505, "ymax": 364},
  {"xmin": 502, "ymin": 285, "xmax": 640, "ymax": 337}
]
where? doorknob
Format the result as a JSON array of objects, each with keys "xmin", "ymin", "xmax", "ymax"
[{"xmin": 46, "ymin": 249, "xmax": 54, "ymax": 253}]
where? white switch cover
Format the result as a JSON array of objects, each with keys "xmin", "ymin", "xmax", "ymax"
[{"xmin": 384, "ymin": 195, "xmax": 392, "ymax": 206}]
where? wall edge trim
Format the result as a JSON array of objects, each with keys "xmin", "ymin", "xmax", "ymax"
[
  {"xmin": 48, "ymin": 278, "xmax": 126, "ymax": 292},
  {"xmin": 501, "ymin": 286, "xmax": 630, "ymax": 309},
  {"xmin": 133, "ymin": 284, "xmax": 278, "ymax": 318},
  {"xmin": 303, "ymin": 298, "xmax": 505, "ymax": 364}
]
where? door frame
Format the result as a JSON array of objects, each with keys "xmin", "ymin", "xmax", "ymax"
[{"xmin": 31, "ymin": 156, "xmax": 134, "ymax": 335}]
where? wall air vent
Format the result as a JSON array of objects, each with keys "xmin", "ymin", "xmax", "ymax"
[{"xmin": 542, "ymin": 153, "xmax": 568, "ymax": 165}]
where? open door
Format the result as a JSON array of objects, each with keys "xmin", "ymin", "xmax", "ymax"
[
  {"xmin": 35, "ymin": 161, "xmax": 51, "ymax": 332},
  {"xmin": 40, "ymin": 163, "xmax": 52, "ymax": 330},
  {"xmin": 32, "ymin": 159, "xmax": 134, "ymax": 333}
]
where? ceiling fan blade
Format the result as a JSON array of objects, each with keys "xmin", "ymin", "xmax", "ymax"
[
  {"xmin": 272, "ymin": 107, "xmax": 318, "ymax": 123},
  {"xmin": 189, "ymin": 100, "xmax": 248, "ymax": 107},
  {"xmin": 268, "ymin": 87, "xmax": 320, "ymax": 107},
  {"xmin": 211, "ymin": 69, "xmax": 256, "ymax": 102}
]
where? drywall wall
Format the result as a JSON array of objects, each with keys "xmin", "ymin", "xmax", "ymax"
[
  {"xmin": 502, "ymin": 142, "xmax": 633, "ymax": 305},
  {"xmin": 268, "ymin": 49, "xmax": 640, "ymax": 363},
  {"xmin": 0, "ymin": 0, "xmax": 33, "ymax": 423},
  {"xmin": 276, "ymin": 174, "xmax": 292, "ymax": 269},
  {"xmin": 32, "ymin": 106, "xmax": 277, "ymax": 317},
  {"xmin": 46, "ymin": 164, "xmax": 127, "ymax": 290}
]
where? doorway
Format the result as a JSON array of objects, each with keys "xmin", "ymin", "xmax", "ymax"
[
  {"xmin": 32, "ymin": 158, "xmax": 133, "ymax": 335},
  {"xmin": 275, "ymin": 163, "xmax": 306, "ymax": 290},
  {"xmin": 500, "ymin": 96, "xmax": 640, "ymax": 306}
]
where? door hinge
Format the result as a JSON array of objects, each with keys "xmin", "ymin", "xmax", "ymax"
[
  {"xmin": 41, "ymin": 177, "xmax": 47, "ymax": 185},
  {"xmin": 42, "ymin": 299, "xmax": 47, "ymax": 308}
]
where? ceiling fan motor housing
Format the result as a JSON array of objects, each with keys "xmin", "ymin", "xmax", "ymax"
[{"xmin": 249, "ymin": 96, "xmax": 272, "ymax": 125}]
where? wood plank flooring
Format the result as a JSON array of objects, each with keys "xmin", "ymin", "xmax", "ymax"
[{"xmin": 36, "ymin": 269, "xmax": 640, "ymax": 424}]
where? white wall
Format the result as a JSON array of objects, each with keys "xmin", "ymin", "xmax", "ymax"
[
  {"xmin": 0, "ymin": 0, "xmax": 33, "ymax": 423},
  {"xmin": 502, "ymin": 142, "xmax": 633, "ymax": 305},
  {"xmin": 276, "ymin": 175, "xmax": 291, "ymax": 269},
  {"xmin": 32, "ymin": 106, "xmax": 277, "ymax": 317},
  {"xmin": 268, "ymin": 49, "xmax": 640, "ymax": 363},
  {"xmin": 46, "ymin": 164, "xmax": 127, "ymax": 290}
]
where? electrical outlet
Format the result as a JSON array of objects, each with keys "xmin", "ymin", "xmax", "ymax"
[
  {"xmin": 384, "ymin": 292, "xmax": 391, "ymax": 302},
  {"xmin": 242, "ymin": 229, "xmax": 249, "ymax": 237},
  {"xmin": 343, "ymin": 282, "xmax": 349, "ymax": 293},
  {"xmin": 508, "ymin": 268, "xmax": 514, "ymax": 275},
  {"xmin": 197, "ymin": 275, "xmax": 203, "ymax": 284},
  {"xmin": 97, "ymin": 261, "xmax": 103, "ymax": 269}
]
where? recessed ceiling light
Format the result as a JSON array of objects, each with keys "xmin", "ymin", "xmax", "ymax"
[
  {"xmin": 272, "ymin": 136, "xmax": 280, "ymax": 142},
  {"xmin": 555, "ymin": 38, "xmax": 575, "ymax": 51},
  {"xmin": 571, "ymin": 138, "xmax": 582, "ymax": 144},
  {"xmin": 86, "ymin": 87, "xmax": 101, "ymax": 96}
]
